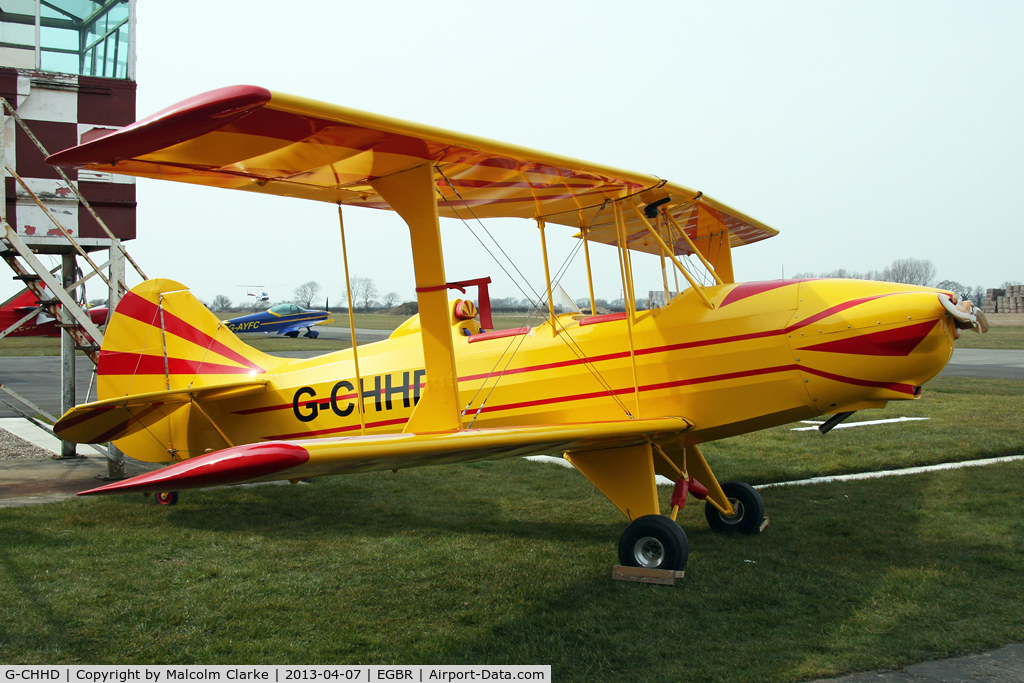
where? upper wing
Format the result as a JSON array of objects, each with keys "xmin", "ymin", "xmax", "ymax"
[
  {"xmin": 46, "ymin": 86, "xmax": 776, "ymax": 256},
  {"xmin": 78, "ymin": 417, "xmax": 693, "ymax": 496}
]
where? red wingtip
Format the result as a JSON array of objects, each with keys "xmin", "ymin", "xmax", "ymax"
[
  {"xmin": 48, "ymin": 85, "xmax": 272, "ymax": 169},
  {"xmin": 78, "ymin": 441, "xmax": 309, "ymax": 496}
]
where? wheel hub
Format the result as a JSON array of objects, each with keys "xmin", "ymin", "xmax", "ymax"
[
  {"xmin": 633, "ymin": 536, "xmax": 665, "ymax": 567},
  {"xmin": 721, "ymin": 497, "xmax": 745, "ymax": 523}
]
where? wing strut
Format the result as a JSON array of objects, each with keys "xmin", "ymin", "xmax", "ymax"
[
  {"xmin": 369, "ymin": 164, "xmax": 461, "ymax": 433},
  {"xmin": 337, "ymin": 205, "xmax": 366, "ymax": 435}
]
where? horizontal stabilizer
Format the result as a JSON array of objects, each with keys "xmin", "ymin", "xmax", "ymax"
[
  {"xmin": 55, "ymin": 380, "xmax": 268, "ymax": 444},
  {"xmin": 79, "ymin": 417, "xmax": 692, "ymax": 496}
]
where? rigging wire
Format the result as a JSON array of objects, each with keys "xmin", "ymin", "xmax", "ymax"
[
  {"xmin": 434, "ymin": 181, "xmax": 633, "ymax": 419},
  {"xmin": 435, "ymin": 167, "xmax": 545, "ymax": 309}
]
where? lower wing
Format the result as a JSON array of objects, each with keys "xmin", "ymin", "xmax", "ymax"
[{"xmin": 78, "ymin": 417, "xmax": 693, "ymax": 496}]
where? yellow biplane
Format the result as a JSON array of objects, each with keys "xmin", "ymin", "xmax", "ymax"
[{"xmin": 47, "ymin": 86, "xmax": 987, "ymax": 572}]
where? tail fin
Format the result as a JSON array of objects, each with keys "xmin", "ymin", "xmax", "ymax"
[
  {"xmin": 63, "ymin": 279, "xmax": 286, "ymax": 463},
  {"xmin": 0, "ymin": 287, "xmax": 41, "ymax": 312}
]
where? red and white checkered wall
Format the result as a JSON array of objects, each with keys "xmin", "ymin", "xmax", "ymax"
[{"xmin": 0, "ymin": 67, "xmax": 136, "ymax": 241}]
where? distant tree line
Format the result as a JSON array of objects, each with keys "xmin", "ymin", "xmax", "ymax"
[
  {"xmin": 207, "ymin": 276, "xmax": 406, "ymax": 314},
  {"xmin": 794, "ymin": 257, "xmax": 1004, "ymax": 306},
  {"xmin": 206, "ymin": 258, "xmax": 1012, "ymax": 317}
]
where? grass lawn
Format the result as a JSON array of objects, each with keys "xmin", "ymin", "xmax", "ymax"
[
  {"xmin": 949, "ymin": 325, "xmax": 1024, "ymax": 349},
  {"xmin": 1, "ymin": 376, "xmax": 1022, "ymax": 677},
  {"xmin": 700, "ymin": 376, "xmax": 1024, "ymax": 483}
]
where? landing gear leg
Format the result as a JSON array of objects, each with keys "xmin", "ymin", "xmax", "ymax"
[{"xmin": 566, "ymin": 442, "xmax": 689, "ymax": 569}]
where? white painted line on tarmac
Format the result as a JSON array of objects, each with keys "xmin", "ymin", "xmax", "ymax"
[
  {"xmin": 756, "ymin": 455, "xmax": 1024, "ymax": 488},
  {"xmin": 525, "ymin": 454, "xmax": 1024, "ymax": 489},
  {"xmin": 791, "ymin": 416, "xmax": 929, "ymax": 431},
  {"xmin": 0, "ymin": 417, "xmax": 107, "ymax": 457},
  {"xmin": 525, "ymin": 454, "xmax": 678, "ymax": 486}
]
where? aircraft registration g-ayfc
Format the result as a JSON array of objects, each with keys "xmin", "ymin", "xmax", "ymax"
[
  {"xmin": 46, "ymin": 85, "xmax": 988, "ymax": 572},
  {"xmin": 225, "ymin": 303, "xmax": 332, "ymax": 338}
]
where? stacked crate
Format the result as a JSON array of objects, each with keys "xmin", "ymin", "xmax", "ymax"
[{"xmin": 983, "ymin": 286, "xmax": 1023, "ymax": 313}]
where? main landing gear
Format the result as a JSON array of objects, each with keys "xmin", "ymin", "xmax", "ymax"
[
  {"xmin": 565, "ymin": 441, "xmax": 766, "ymax": 573},
  {"xmin": 615, "ymin": 482, "xmax": 765, "ymax": 571},
  {"xmin": 618, "ymin": 515, "xmax": 689, "ymax": 570},
  {"xmin": 705, "ymin": 481, "xmax": 766, "ymax": 534}
]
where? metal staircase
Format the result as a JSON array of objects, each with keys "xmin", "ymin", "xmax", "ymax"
[{"xmin": 0, "ymin": 97, "xmax": 147, "ymax": 478}]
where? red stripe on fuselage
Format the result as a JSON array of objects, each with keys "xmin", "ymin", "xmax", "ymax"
[
  {"xmin": 262, "ymin": 417, "xmax": 409, "ymax": 441},
  {"xmin": 786, "ymin": 294, "xmax": 897, "ymax": 332},
  {"xmin": 720, "ymin": 279, "xmax": 817, "ymax": 308},
  {"xmin": 798, "ymin": 319, "xmax": 939, "ymax": 356},
  {"xmin": 229, "ymin": 294, "xmax": 925, "ymax": 417}
]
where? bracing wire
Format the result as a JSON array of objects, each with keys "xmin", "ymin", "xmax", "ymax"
[
  {"xmin": 434, "ymin": 182, "xmax": 634, "ymax": 419},
  {"xmin": 435, "ymin": 167, "xmax": 545, "ymax": 309}
]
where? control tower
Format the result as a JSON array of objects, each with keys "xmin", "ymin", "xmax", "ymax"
[
  {"xmin": 0, "ymin": 1, "xmax": 139, "ymax": 469},
  {"xmin": 0, "ymin": 0, "xmax": 136, "ymax": 246}
]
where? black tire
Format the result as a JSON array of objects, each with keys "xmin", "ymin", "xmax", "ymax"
[
  {"xmin": 617, "ymin": 515, "xmax": 689, "ymax": 571},
  {"xmin": 304, "ymin": 330, "xmax": 319, "ymax": 339},
  {"xmin": 284, "ymin": 331, "xmax": 300, "ymax": 338},
  {"xmin": 155, "ymin": 491, "xmax": 179, "ymax": 506},
  {"xmin": 705, "ymin": 481, "xmax": 765, "ymax": 534}
]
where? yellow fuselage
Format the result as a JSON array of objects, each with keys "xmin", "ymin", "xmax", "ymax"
[{"xmin": 99, "ymin": 277, "xmax": 956, "ymax": 467}]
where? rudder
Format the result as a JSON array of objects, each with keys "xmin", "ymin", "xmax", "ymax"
[{"xmin": 94, "ymin": 279, "xmax": 285, "ymax": 462}]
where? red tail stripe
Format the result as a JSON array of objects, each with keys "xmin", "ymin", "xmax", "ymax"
[
  {"xmin": 92, "ymin": 404, "xmax": 165, "ymax": 444},
  {"xmin": 58, "ymin": 404, "xmax": 115, "ymax": 430},
  {"xmin": 114, "ymin": 291, "xmax": 264, "ymax": 373},
  {"xmin": 99, "ymin": 350, "xmax": 258, "ymax": 376}
]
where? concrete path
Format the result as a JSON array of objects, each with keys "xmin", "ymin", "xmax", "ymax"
[
  {"xmin": 0, "ymin": 418, "xmax": 156, "ymax": 507},
  {"xmin": 940, "ymin": 348, "xmax": 1024, "ymax": 380},
  {"xmin": 810, "ymin": 643, "xmax": 1024, "ymax": 681}
]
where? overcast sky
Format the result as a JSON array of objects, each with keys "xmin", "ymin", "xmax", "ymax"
[{"xmin": 39, "ymin": 1, "xmax": 1024, "ymax": 307}]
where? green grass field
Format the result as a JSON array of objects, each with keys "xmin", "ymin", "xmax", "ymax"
[
  {"xmin": 947, "ymin": 325, "xmax": 1024, "ymax": 349},
  {"xmin": 1, "ymin": 376, "xmax": 1022, "ymax": 677}
]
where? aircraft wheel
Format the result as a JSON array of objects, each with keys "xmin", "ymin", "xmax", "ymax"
[
  {"xmin": 705, "ymin": 481, "xmax": 764, "ymax": 534},
  {"xmin": 617, "ymin": 514, "xmax": 689, "ymax": 571},
  {"xmin": 284, "ymin": 331, "xmax": 299, "ymax": 338},
  {"xmin": 155, "ymin": 491, "xmax": 179, "ymax": 506},
  {"xmin": 304, "ymin": 330, "xmax": 319, "ymax": 338}
]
